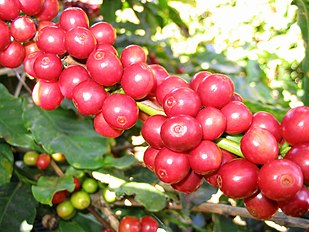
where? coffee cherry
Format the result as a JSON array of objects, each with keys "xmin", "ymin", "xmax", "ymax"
[
  {"xmin": 141, "ymin": 114, "xmax": 166, "ymax": 149},
  {"xmin": 284, "ymin": 143, "xmax": 309, "ymax": 183},
  {"xmin": 143, "ymin": 146, "xmax": 160, "ymax": 172},
  {"xmin": 154, "ymin": 147, "xmax": 190, "ymax": 184},
  {"xmin": 119, "ymin": 216, "xmax": 141, "ymax": 232},
  {"xmin": 96, "ymin": 44, "xmax": 118, "ymax": 55},
  {"xmin": 23, "ymin": 151, "xmax": 39, "ymax": 166},
  {"xmin": 163, "ymin": 87, "xmax": 202, "ymax": 117},
  {"xmin": 231, "ymin": 92, "xmax": 243, "ymax": 102},
  {"xmin": 102, "ymin": 188, "xmax": 117, "ymax": 203},
  {"xmin": 73, "ymin": 176, "xmax": 81, "ymax": 192},
  {"xmin": 94, "ymin": 112, "xmax": 124, "ymax": 138},
  {"xmin": 221, "ymin": 101, "xmax": 252, "ymax": 134},
  {"xmin": 24, "ymin": 41, "xmax": 40, "ymax": 56},
  {"xmin": 244, "ymin": 192, "xmax": 278, "ymax": 219},
  {"xmin": 35, "ymin": 0, "xmax": 60, "ymax": 21},
  {"xmin": 32, "ymin": 80, "xmax": 64, "ymax": 110},
  {"xmin": 217, "ymin": 158, "xmax": 259, "ymax": 199},
  {"xmin": 58, "ymin": 65, "xmax": 90, "ymax": 99},
  {"xmin": 82, "ymin": 178, "xmax": 98, "ymax": 194},
  {"xmin": 0, "ymin": 41, "xmax": 25, "ymax": 68},
  {"xmin": 190, "ymin": 71, "xmax": 212, "ymax": 92},
  {"xmin": 33, "ymin": 53, "xmax": 63, "ymax": 82},
  {"xmin": 189, "ymin": 140, "xmax": 222, "ymax": 175},
  {"xmin": 196, "ymin": 107, "xmax": 226, "ymax": 140},
  {"xmin": 0, "ymin": 0, "xmax": 20, "ymax": 21},
  {"xmin": 36, "ymin": 26, "xmax": 67, "ymax": 55},
  {"xmin": 24, "ymin": 51, "xmax": 43, "ymax": 78},
  {"xmin": 258, "ymin": 159, "xmax": 304, "ymax": 201},
  {"xmin": 140, "ymin": 216, "xmax": 159, "ymax": 232},
  {"xmin": 52, "ymin": 190, "xmax": 69, "ymax": 205},
  {"xmin": 37, "ymin": 20, "xmax": 56, "ymax": 31},
  {"xmin": 160, "ymin": 115, "xmax": 202, "ymax": 152},
  {"xmin": 59, "ymin": 7, "xmax": 89, "ymax": 31},
  {"xmin": 241, "ymin": 127, "xmax": 278, "ymax": 164},
  {"xmin": 0, "ymin": 20, "xmax": 10, "ymax": 52},
  {"xmin": 51, "ymin": 152, "xmax": 66, "ymax": 163},
  {"xmin": 90, "ymin": 22, "xmax": 116, "ymax": 45},
  {"xmin": 65, "ymin": 27, "xmax": 97, "ymax": 59},
  {"xmin": 148, "ymin": 64, "xmax": 169, "ymax": 88},
  {"xmin": 102, "ymin": 93, "xmax": 139, "ymax": 130},
  {"xmin": 86, "ymin": 50, "xmax": 123, "ymax": 86},
  {"xmin": 120, "ymin": 44, "xmax": 146, "ymax": 68},
  {"xmin": 10, "ymin": 16, "xmax": 36, "ymax": 43},
  {"xmin": 70, "ymin": 191, "xmax": 91, "ymax": 210},
  {"xmin": 19, "ymin": 0, "xmax": 44, "ymax": 16},
  {"xmin": 56, "ymin": 200, "xmax": 76, "ymax": 220},
  {"xmin": 171, "ymin": 170, "xmax": 203, "ymax": 194},
  {"xmin": 36, "ymin": 153, "xmax": 51, "ymax": 170},
  {"xmin": 72, "ymin": 80, "xmax": 108, "ymax": 116},
  {"xmin": 281, "ymin": 106, "xmax": 309, "ymax": 146}
]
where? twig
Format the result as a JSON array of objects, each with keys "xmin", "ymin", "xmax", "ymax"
[
  {"xmin": 50, "ymin": 160, "xmax": 65, "ymax": 177},
  {"xmin": 87, "ymin": 205, "xmax": 112, "ymax": 229},
  {"xmin": 13, "ymin": 69, "xmax": 32, "ymax": 94}
]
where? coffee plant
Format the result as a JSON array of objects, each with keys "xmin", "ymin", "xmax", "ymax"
[{"xmin": 0, "ymin": 0, "xmax": 308, "ymax": 232}]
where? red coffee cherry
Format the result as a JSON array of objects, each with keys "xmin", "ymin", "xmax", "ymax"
[
  {"xmin": 119, "ymin": 216, "xmax": 141, "ymax": 232},
  {"xmin": 143, "ymin": 146, "xmax": 160, "ymax": 172},
  {"xmin": 19, "ymin": 0, "xmax": 44, "ymax": 16},
  {"xmin": 149, "ymin": 64, "xmax": 169, "ymax": 88},
  {"xmin": 33, "ymin": 53, "xmax": 63, "ymax": 82},
  {"xmin": 94, "ymin": 112, "xmax": 124, "ymax": 138},
  {"xmin": 0, "ymin": 41, "xmax": 25, "ymax": 68},
  {"xmin": 217, "ymin": 158, "xmax": 259, "ymax": 199},
  {"xmin": 0, "ymin": 20, "xmax": 10, "ymax": 52},
  {"xmin": 35, "ymin": 0, "xmax": 60, "ymax": 22},
  {"xmin": 141, "ymin": 114, "xmax": 166, "ymax": 149},
  {"xmin": 10, "ymin": 16, "xmax": 37, "ymax": 43},
  {"xmin": 258, "ymin": 159, "xmax": 304, "ymax": 201},
  {"xmin": 197, "ymin": 73, "xmax": 234, "ymax": 109},
  {"xmin": 102, "ymin": 93, "xmax": 139, "ymax": 130},
  {"xmin": 171, "ymin": 170, "xmax": 203, "ymax": 194},
  {"xmin": 59, "ymin": 7, "xmax": 89, "ymax": 31},
  {"xmin": 36, "ymin": 26, "xmax": 67, "ymax": 55},
  {"xmin": 190, "ymin": 71, "xmax": 212, "ymax": 92},
  {"xmin": 72, "ymin": 80, "xmax": 108, "ymax": 116},
  {"xmin": 0, "ymin": 0, "xmax": 20, "ymax": 21},
  {"xmin": 140, "ymin": 215, "xmax": 159, "ymax": 232},
  {"xmin": 24, "ymin": 51, "xmax": 44, "ymax": 78},
  {"xmin": 32, "ymin": 80, "xmax": 64, "ymax": 110},
  {"xmin": 24, "ymin": 41, "xmax": 40, "ymax": 56},
  {"xmin": 96, "ymin": 44, "xmax": 118, "ymax": 55},
  {"xmin": 120, "ymin": 44, "xmax": 146, "ymax": 68},
  {"xmin": 52, "ymin": 190, "xmax": 69, "ymax": 205},
  {"xmin": 36, "ymin": 153, "xmax": 51, "ymax": 170},
  {"xmin": 90, "ymin": 22, "xmax": 116, "ymax": 45},
  {"xmin": 154, "ymin": 147, "xmax": 190, "ymax": 184}
]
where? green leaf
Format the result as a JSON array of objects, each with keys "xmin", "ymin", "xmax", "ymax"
[
  {"xmin": 167, "ymin": 5, "xmax": 189, "ymax": 37},
  {"xmin": 116, "ymin": 182, "xmax": 167, "ymax": 212},
  {"xmin": 212, "ymin": 214, "xmax": 239, "ymax": 232},
  {"xmin": 101, "ymin": 0, "xmax": 122, "ymax": 23},
  {"xmin": 0, "ymin": 183, "xmax": 37, "ymax": 232},
  {"xmin": 32, "ymin": 175, "xmax": 75, "ymax": 206},
  {"xmin": 0, "ymin": 143, "xmax": 13, "ymax": 185},
  {"xmin": 0, "ymin": 84, "xmax": 38, "ymax": 149},
  {"xmin": 55, "ymin": 219, "xmax": 88, "ymax": 232},
  {"xmin": 23, "ymin": 101, "xmax": 111, "ymax": 169},
  {"xmin": 102, "ymin": 155, "xmax": 138, "ymax": 169}
]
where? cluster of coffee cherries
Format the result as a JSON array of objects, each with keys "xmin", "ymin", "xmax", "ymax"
[
  {"xmin": 117, "ymin": 215, "xmax": 159, "ymax": 232},
  {"xmin": 141, "ymin": 70, "xmax": 309, "ymax": 220}
]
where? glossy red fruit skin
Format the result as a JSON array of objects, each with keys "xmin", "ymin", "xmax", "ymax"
[
  {"xmin": 217, "ymin": 158, "xmax": 259, "ymax": 199},
  {"xmin": 94, "ymin": 112, "xmax": 124, "ymax": 138},
  {"xmin": 65, "ymin": 27, "xmax": 97, "ymax": 59},
  {"xmin": 284, "ymin": 143, "xmax": 309, "ymax": 183},
  {"xmin": 36, "ymin": 26, "xmax": 66, "ymax": 55},
  {"xmin": 221, "ymin": 101, "xmax": 252, "ymax": 134},
  {"xmin": 250, "ymin": 111, "xmax": 282, "ymax": 142},
  {"xmin": 156, "ymin": 75, "xmax": 189, "ymax": 105},
  {"xmin": 10, "ymin": 16, "xmax": 36, "ymax": 43},
  {"xmin": 258, "ymin": 159, "xmax": 304, "ymax": 201},
  {"xmin": 281, "ymin": 106, "xmax": 309, "ymax": 146},
  {"xmin": 277, "ymin": 185, "xmax": 309, "ymax": 217},
  {"xmin": 197, "ymin": 73, "xmax": 234, "ymax": 109},
  {"xmin": 35, "ymin": 0, "xmax": 60, "ymax": 22},
  {"xmin": 196, "ymin": 107, "xmax": 227, "ymax": 140},
  {"xmin": 0, "ymin": 20, "xmax": 10, "ymax": 52},
  {"xmin": 154, "ymin": 147, "xmax": 190, "ymax": 184},
  {"xmin": 24, "ymin": 41, "xmax": 40, "ymax": 57},
  {"xmin": 190, "ymin": 71, "xmax": 212, "ymax": 92},
  {"xmin": 189, "ymin": 140, "xmax": 222, "ymax": 175},
  {"xmin": 143, "ymin": 146, "xmax": 160, "ymax": 172},
  {"xmin": 32, "ymin": 80, "xmax": 64, "ymax": 110},
  {"xmin": 19, "ymin": 0, "xmax": 44, "ymax": 15},
  {"xmin": 72, "ymin": 80, "xmax": 108, "ymax": 116},
  {"xmin": 96, "ymin": 44, "xmax": 118, "ymax": 55},
  {"xmin": 86, "ymin": 50, "xmax": 123, "ymax": 86},
  {"xmin": 52, "ymin": 190, "xmax": 69, "ymax": 205},
  {"xmin": 118, "ymin": 216, "xmax": 141, "ymax": 232},
  {"xmin": 58, "ymin": 65, "xmax": 90, "ymax": 99},
  {"xmin": 121, "ymin": 62, "xmax": 155, "ymax": 100},
  {"xmin": 231, "ymin": 92, "xmax": 243, "ymax": 102},
  {"xmin": 0, "ymin": 0, "xmax": 20, "ymax": 21},
  {"xmin": 102, "ymin": 93, "xmax": 139, "ymax": 130},
  {"xmin": 33, "ymin": 53, "xmax": 63, "ymax": 82},
  {"xmin": 140, "ymin": 216, "xmax": 159, "ymax": 232},
  {"xmin": 160, "ymin": 115, "xmax": 202, "ymax": 152},
  {"xmin": 244, "ymin": 192, "xmax": 278, "ymax": 219},
  {"xmin": 59, "ymin": 7, "xmax": 89, "ymax": 31},
  {"xmin": 37, "ymin": 20, "xmax": 56, "ymax": 31},
  {"xmin": 90, "ymin": 22, "xmax": 116, "ymax": 45},
  {"xmin": 120, "ymin": 44, "xmax": 146, "ymax": 68},
  {"xmin": 24, "ymin": 51, "xmax": 43, "ymax": 78},
  {"xmin": 149, "ymin": 64, "xmax": 169, "ymax": 88},
  {"xmin": 240, "ymin": 127, "xmax": 279, "ymax": 165},
  {"xmin": 141, "ymin": 115, "xmax": 166, "ymax": 149},
  {"xmin": 171, "ymin": 170, "xmax": 203, "ymax": 194},
  {"xmin": 73, "ymin": 176, "xmax": 80, "ymax": 192},
  {"xmin": 0, "ymin": 41, "xmax": 25, "ymax": 68},
  {"xmin": 36, "ymin": 154, "xmax": 51, "ymax": 170},
  {"xmin": 205, "ymin": 149, "xmax": 236, "ymax": 187},
  {"xmin": 163, "ymin": 87, "xmax": 202, "ymax": 117}
]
